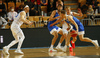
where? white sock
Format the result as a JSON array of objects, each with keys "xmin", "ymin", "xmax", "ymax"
[
  {"xmin": 64, "ymin": 45, "xmax": 67, "ymax": 48},
  {"xmin": 17, "ymin": 37, "xmax": 25, "ymax": 50},
  {"xmin": 57, "ymin": 43, "xmax": 61, "ymax": 47},
  {"xmin": 50, "ymin": 45, "xmax": 53, "ymax": 49},
  {"xmin": 69, "ymin": 44, "xmax": 72, "ymax": 47}
]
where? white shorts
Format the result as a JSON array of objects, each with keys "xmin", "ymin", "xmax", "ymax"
[
  {"xmin": 11, "ymin": 24, "xmax": 24, "ymax": 37},
  {"xmin": 62, "ymin": 23, "xmax": 73, "ymax": 34},
  {"xmin": 78, "ymin": 31, "xmax": 85, "ymax": 35},
  {"xmin": 50, "ymin": 28, "xmax": 61, "ymax": 34}
]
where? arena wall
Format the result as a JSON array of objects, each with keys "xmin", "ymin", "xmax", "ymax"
[{"xmin": 0, "ymin": 26, "xmax": 100, "ymax": 49}]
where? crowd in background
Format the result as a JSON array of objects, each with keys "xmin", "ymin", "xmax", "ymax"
[
  {"xmin": 0, "ymin": 0, "xmax": 100, "ymax": 28},
  {"xmin": 0, "ymin": 0, "xmax": 64, "ymax": 28},
  {"xmin": 79, "ymin": 0, "xmax": 100, "ymax": 14}
]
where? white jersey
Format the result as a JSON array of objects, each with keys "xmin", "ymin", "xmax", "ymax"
[
  {"xmin": 11, "ymin": 11, "xmax": 26, "ymax": 27},
  {"xmin": 66, "ymin": 11, "xmax": 73, "ymax": 16},
  {"xmin": 62, "ymin": 12, "xmax": 73, "ymax": 34}
]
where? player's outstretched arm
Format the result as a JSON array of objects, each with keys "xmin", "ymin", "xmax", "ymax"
[
  {"xmin": 20, "ymin": 12, "xmax": 33, "ymax": 25},
  {"xmin": 49, "ymin": 10, "xmax": 60, "ymax": 21},
  {"xmin": 73, "ymin": 9, "xmax": 83, "ymax": 17},
  {"xmin": 68, "ymin": 16, "xmax": 78, "ymax": 32}
]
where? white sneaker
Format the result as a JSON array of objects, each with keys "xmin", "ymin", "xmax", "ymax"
[
  {"xmin": 48, "ymin": 48, "xmax": 57, "ymax": 52},
  {"xmin": 2, "ymin": 46, "xmax": 9, "ymax": 55},
  {"xmin": 92, "ymin": 40, "xmax": 99, "ymax": 49},
  {"xmin": 55, "ymin": 46, "xmax": 62, "ymax": 50},
  {"xmin": 61, "ymin": 46, "xmax": 67, "ymax": 52},
  {"xmin": 15, "ymin": 49, "xmax": 24, "ymax": 54}
]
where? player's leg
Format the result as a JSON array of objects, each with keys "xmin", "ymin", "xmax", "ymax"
[
  {"xmin": 79, "ymin": 34, "xmax": 99, "ymax": 49},
  {"xmin": 71, "ymin": 37, "xmax": 77, "ymax": 48},
  {"xmin": 60, "ymin": 33, "xmax": 68, "ymax": 52},
  {"xmin": 49, "ymin": 30, "xmax": 58, "ymax": 52},
  {"xmin": 2, "ymin": 31, "xmax": 19, "ymax": 55},
  {"xmin": 66, "ymin": 32, "xmax": 73, "ymax": 52},
  {"xmin": 56, "ymin": 29, "xmax": 65, "ymax": 50},
  {"xmin": 61, "ymin": 32, "xmax": 73, "ymax": 52},
  {"xmin": 15, "ymin": 29, "xmax": 25, "ymax": 54}
]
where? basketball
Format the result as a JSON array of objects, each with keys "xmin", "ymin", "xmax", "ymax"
[{"xmin": 70, "ymin": 30, "xmax": 78, "ymax": 37}]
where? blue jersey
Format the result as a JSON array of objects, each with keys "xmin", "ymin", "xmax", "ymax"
[
  {"xmin": 48, "ymin": 10, "xmax": 60, "ymax": 32},
  {"xmin": 66, "ymin": 16, "xmax": 84, "ymax": 32}
]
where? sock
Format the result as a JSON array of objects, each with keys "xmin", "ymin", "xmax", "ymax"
[
  {"xmin": 50, "ymin": 45, "xmax": 53, "ymax": 49},
  {"xmin": 57, "ymin": 43, "xmax": 61, "ymax": 47},
  {"xmin": 17, "ymin": 38, "xmax": 24, "ymax": 50},
  {"xmin": 69, "ymin": 44, "xmax": 72, "ymax": 47},
  {"xmin": 64, "ymin": 45, "xmax": 67, "ymax": 48}
]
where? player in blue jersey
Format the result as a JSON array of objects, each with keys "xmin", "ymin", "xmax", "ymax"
[
  {"xmin": 50, "ymin": 10, "xmax": 99, "ymax": 52},
  {"xmin": 48, "ymin": 4, "xmax": 64, "ymax": 52}
]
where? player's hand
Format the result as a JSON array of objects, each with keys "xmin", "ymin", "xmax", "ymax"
[
  {"xmin": 78, "ymin": 8, "xmax": 82, "ymax": 13},
  {"xmin": 50, "ymin": 24, "xmax": 54, "ymax": 27}
]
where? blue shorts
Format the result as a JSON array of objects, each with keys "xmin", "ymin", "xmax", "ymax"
[
  {"xmin": 47, "ymin": 23, "xmax": 61, "ymax": 34},
  {"xmin": 72, "ymin": 23, "xmax": 85, "ymax": 35}
]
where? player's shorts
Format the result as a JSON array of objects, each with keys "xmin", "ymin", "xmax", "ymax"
[
  {"xmin": 78, "ymin": 31, "xmax": 85, "ymax": 35},
  {"xmin": 48, "ymin": 23, "xmax": 61, "ymax": 34},
  {"xmin": 11, "ymin": 24, "xmax": 23, "ymax": 36},
  {"xmin": 62, "ymin": 23, "xmax": 73, "ymax": 34},
  {"xmin": 72, "ymin": 24, "xmax": 85, "ymax": 35}
]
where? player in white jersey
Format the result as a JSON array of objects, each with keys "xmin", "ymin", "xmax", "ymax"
[{"xmin": 2, "ymin": 5, "xmax": 33, "ymax": 55}]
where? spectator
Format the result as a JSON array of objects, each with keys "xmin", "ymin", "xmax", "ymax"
[
  {"xmin": 87, "ymin": 5, "xmax": 94, "ymax": 20},
  {"xmin": 86, "ymin": 0, "xmax": 93, "ymax": 5},
  {"xmin": 18, "ymin": 1, "xmax": 25, "ymax": 13},
  {"xmin": 31, "ymin": 0, "xmax": 41, "ymax": 6},
  {"xmin": 87, "ymin": 5, "xmax": 94, "ymax": 15},
  {"xmin": 41, "ymin": 0, "xmax": 48, "ymax": 6},
  {"xmin": 0, "ymin": 0, "xmax": 7, "ymax": 29},
  {"xmin": 92, "ymin": 0, "xmax": 99, "ymax": 13},
  {"xmin": 81, "ymin": 3, "xmax": 88, "ymax": 14},
  {"xmin": 7, "ymin": 6, "xmax": 17, "ymax": 24},
  {"xmin": 56, "ymin": 0, "xmax": 63, "ymax": 8},
  {"xmin": 47, "ymin": 0, "xmax": 54, "ymax": 15},
  {"xmin": 31, "ymin": 1, "xmax": 40, "ymax": 16}
]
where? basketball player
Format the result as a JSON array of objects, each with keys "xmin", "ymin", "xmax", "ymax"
[
  {"xmin": 2, "ymin": 5, "xmax": 33, "ymax": 55},
  {"xmin": 56, "ymin": 6, "xmax": 83, "ymax": 51},
  {"xmin": 48, "ymin": 4, "xmax": 64, "ymax": 52},
  {"xmin": 50, "ymin": 10, "xmax": 99, "ymax": 52}
]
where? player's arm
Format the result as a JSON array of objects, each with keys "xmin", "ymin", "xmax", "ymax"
[
  {"xmin": 73, "ymin": 12, "xmax": 83, "ymax": 17},
  {"xmin": 67, "ymin": 16, "xmax": 78, "ymax": 32},
  {"xmin": 73, "ymin": 9, "xmax": 83, "ymax": 17},
  {"xmin": 50, "ymin": 15, "xmax": 65, "ymax": 27},
  {"xmin": 49, "ymin": 10, "xmax": 60, "ymax": 21},
  {"xmin": 20, "ymin": 12, "xmax": 33, "ymax": 25}
]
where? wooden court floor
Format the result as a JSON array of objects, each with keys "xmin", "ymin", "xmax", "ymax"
[{"xmin": 0, "ymin": 46, "xmax": 100, "ymax": 58}]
